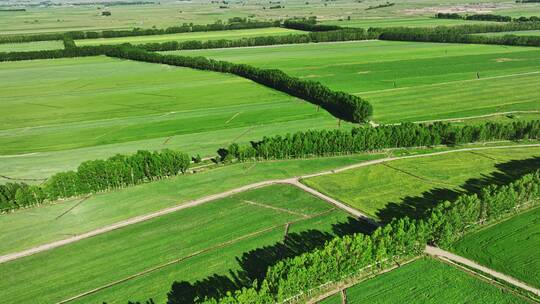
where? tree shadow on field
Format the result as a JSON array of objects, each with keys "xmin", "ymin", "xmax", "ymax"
[
  {"xmin": 376, "ymin": 156, "xmax": 540, "ymax": 224},
  {"xmin": 165, "ymin": 217, "xmax": 376, "ymax": 304}
]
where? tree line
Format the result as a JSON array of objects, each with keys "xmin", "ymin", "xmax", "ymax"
[
  {"xmin": 219, "ymin": 120, "xmax": 540, "ymax": 162},
  {"xmin": 0, "ymin": 149, "xmax": 190, "ymax": 212},
  {"xmin": 137, "ymin": 28, "xmax": 375, "ymax": 52},
  {"xmin": 436, "ymin": 12, "xmax": 540, "ymax": 22},
  {"xmin": 0, "ymin": 45, "xmax": 114, "ymax": 62},
  {"xmin": 376, "ymin": 22, "xmax": 540, "ymax": 47},
  {"xmin": 199, "ymin": 169, "xmax": 540, "ymax": 303},
  {"xmin": 282, "ymin": 18, "xmax": 343, "ymax": 31},
  {"xmin": 105, "ymin": 46, "xmax": 373, "ymax": 123},
  {"xmin": 2, "ymin": 120, "xmax": 537, "ymax": 212},
  {"xmin": 0, "ymin": 18, "xmax": 279, "ymax": 44}
]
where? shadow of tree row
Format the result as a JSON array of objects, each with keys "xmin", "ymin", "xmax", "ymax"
[
  {"xmin": 376, "ymin": 156, "xmax": 540, "ymax": 223},
  {"xmin": 128, "ymin": 156, "xmax": 540, "ymax": 304}
]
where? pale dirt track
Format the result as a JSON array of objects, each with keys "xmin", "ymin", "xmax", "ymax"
[
  {"xmin": 425, "ymin": 245, "xmax": 540, "ymax": 296},
  {"xmin": 0, "ymin": 143, "xmax": 539, "ymax": 264}
]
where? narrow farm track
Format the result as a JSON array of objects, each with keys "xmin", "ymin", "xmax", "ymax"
[
  {"xmin": 1, "ymin": 143, "xmax": 539, "ymax": 264},
  {"xmin": 425, "ymin": 245, "xmax": 540, "ymax": 297}
]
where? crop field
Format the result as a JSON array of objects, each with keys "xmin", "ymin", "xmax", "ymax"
[
  {"xmin": 302, "ymin": 146, "xmax": 540, "ymax": 220},
  {"xmin": 175, "ymin": 40, "xmax": 540, "ymax": 123},
  {"xmin": 452, "ymin": 207, "xmax": 540, "ymax": 289},
  {"xmin": 0, "ymin": 153, "xmax": 384, "ymax": 255},
  {"xmin": 0, "ymin": 40, "xmax": 64, "ymax": 52},
  {"xmin": 0, "ymin": 184, "xmax": 360, "ymax": 303},
  {"xmin": 75, "ymin": 27, "xmax": 302, "ymax": 46},
  {"xmin": 0, "ymin": 55, "xmax": 349, "ymax": 180},
  {"xmin": 325, "ymin": 258, "xmax": 530, "ymax": 304}
]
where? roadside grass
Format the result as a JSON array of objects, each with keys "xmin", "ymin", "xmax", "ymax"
[
  {"xmin": 175, "ymin": 40, "xmax": 540, "ymax": 123},
  {"xmin": 339, "ymin": 257, "xmax": 530, "ymax": 303},
  {"xmin": 451, "ymin": 207, "xmax": 540, "ymax": 289},
  {"xmin": 0, "ymin": 184, "xmax": 360, "ymax": 304},
  {"xmin": 0, "ymin": 40, "xmax": 64, "ymax": 52},
  {"xmin": 0, "ymin": 153, "xmax": 383, "ymax": 255},
  {"xmin": 302, "ymin": 146, "xmax": 540, "ymax": 221},
  {"xmin": 74, "ymin": 27, "xmax": 303, "ymax": 46}
]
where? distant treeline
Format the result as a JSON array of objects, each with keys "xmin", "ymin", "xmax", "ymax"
[
  {"xmin": 282, "ymin": 18, "xmax": 342, "ymax": 31},
  {"xmin": 376, "ymin": 22, "xmax": 540, "ymax": 47},
  {"xmin": 0, "ymin": 149, "xmax": 190, "ymax": 211},
  {"xmin": 516, "ymin": 0, "xmax": 540, "ymax": 2},
  {"xmin": 366, "ymin": 2, "xmax": 395, "ymax": 10},
  {"xmin": 137, "ymin": 28, "xmax": 376, "ymax": 51},
  {"xmin": 219, "ymin": 120, "xmax": 540, "ymax": 161},
  {"xmin": 0, "ymin": 45, "xmax": 112, "ymax": 62},
  {"xmin": 0, "ymin": 8, "xmax": 26, "ymax": 12},
  {"xmin": 435, "ymin": 13, "xmax": 540, "ymax": 22},
  {"xmin": 200, "ymin": 169, "xmax": 540, "ymax": 303},
  {"xmin": 0, "ymin": 18, "xmax": 280, "ymax": 44},
  {"xmin": 106, "ymin": 46, "xmax": 373, "ymax": 123}
]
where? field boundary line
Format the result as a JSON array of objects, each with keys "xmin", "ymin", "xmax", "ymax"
[
  {"xmin": 354, "ymin": 71, "xmax": 540, "ymax": 95},
  {"xmin": 241, "ymin": 200, "xmax": 310, "ymax": 218},
  {"xmin": 55, "ymin": 208, "xmax": 336, "ymax": 304},
  {"xmin": 413, "ymin": 110, "xmax": 540, "ymax": 124},
  {"xmin": 425, "ymin": 245, "xmax": 540, "ymax": 296},
  {"xmin": 1, "ymin": 143, "xmax": 539, "ymax": 264}
]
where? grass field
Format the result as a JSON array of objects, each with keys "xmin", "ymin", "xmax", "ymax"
[
  {"xmin": 0, "ymin": 40, "xmax": 64, "ymax": 52},
  {"xmin": 452, "ymin": 207, "xmax": 540, "ymax": 289},
  {"xmin": 75, "ymin": 27, "xmax": 302, "ymax": 46},
  {"xmin": 302, "ymin": 146, "xmax": 540, "ymax": 220},
  {"xmin": 329, "ymin": 258, "xmax": 530, "ymax": 303},
  {"xmin": 321, "ymin": 17, "xmax": 497, "ymax": 28},
  {"xmin": 175, "ymin": 40, "xmax": 540, "ymax": 123},
  {"xmin": 0, "ymin": 55, "xmax": 351, "ymax": 179},
  {"xmin": 0, "ymin": 184, "xmax": 359, "ymax": 303},
  {"xmin": 0, "ymin": 153, "xmax": 384, "ymax": 255}
]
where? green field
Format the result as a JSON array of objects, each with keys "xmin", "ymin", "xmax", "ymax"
[
  {"xmin": 0, "ymin": 55, "xmax": 351, "ymax": 180},
  {"xmin": 321, "ymin": 17, "xmax": 497, "ymax": 28},
  {"xmin": 0, "ymin": 40, "xmax": 64, "ymax": 52},
  {"xmin": 302, "ymin": 146, "xmax": 540, "ymax": 220},
  {"xmin": 452, "ymin": 207, "xmax": 540, "ymax": 289},
  {"xmin": 175, "ymin": 40, "xmax": 540, "ymax": 123},
  {"xmin": 331, "ymin": 258, "xmax": 529, "ymax": 303},
  {"xmin": 0, "ymin": 184, "xmax": 360, "ymax": 303},
  {"xmin": 75, "ymin": 27, "xmax": 302, "ymax": 46},
  {"xmin": 0, "ymin": 153, "xmax": 384, "ymax": 255}
]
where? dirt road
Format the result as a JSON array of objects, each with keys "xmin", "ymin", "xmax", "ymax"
[{"xmin": 0, "ymin": 143, "xmax": 538, "ymax": 264}]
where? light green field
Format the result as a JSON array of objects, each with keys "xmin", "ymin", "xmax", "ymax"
[
  {"xmin": 452, "ymin": 207, "xmax": 540, "ymax": 289},
  {"xmin": 175, "ymin": 40, "xmax": 540, "ymax": 123},
  {"xmin": 0, "ymin": 184, "xmax": 357, "ymax": 303},
  {"xmin": 302, "ymin": 146, "xmax": 540, "ymax": 220},
  {"xmin": 322, "ymin": 17, "xmax": 497, "ymax": 28},
  {"xmin": 1, "ymin": 0, "xmax": 534, "ymax": 35},
  {"xmin": 0, "ymin": 40, "xmax": 64, "ymax": 52},
  {"xmin": 474, "ymin": 30, "xmax": 540, "ymax": 37},
  {"xmin": 0, "ymin": 55, "xmax": 351, "ymax": 179},
  {"xmin": 75, "ymin": 27, "xmax": 302, "ymax": 46},
  {"xmin": 0, "ymin": 153, "xmax": 383, "ymax": 255},
  {"xmin": 339, "ymin": 258, "xmax": 529, "ymax": 303}
]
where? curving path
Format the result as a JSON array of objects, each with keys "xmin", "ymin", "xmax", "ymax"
[{"xmin": 0, "ymin": 143, "xmax": 539, "ymax": 264}]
